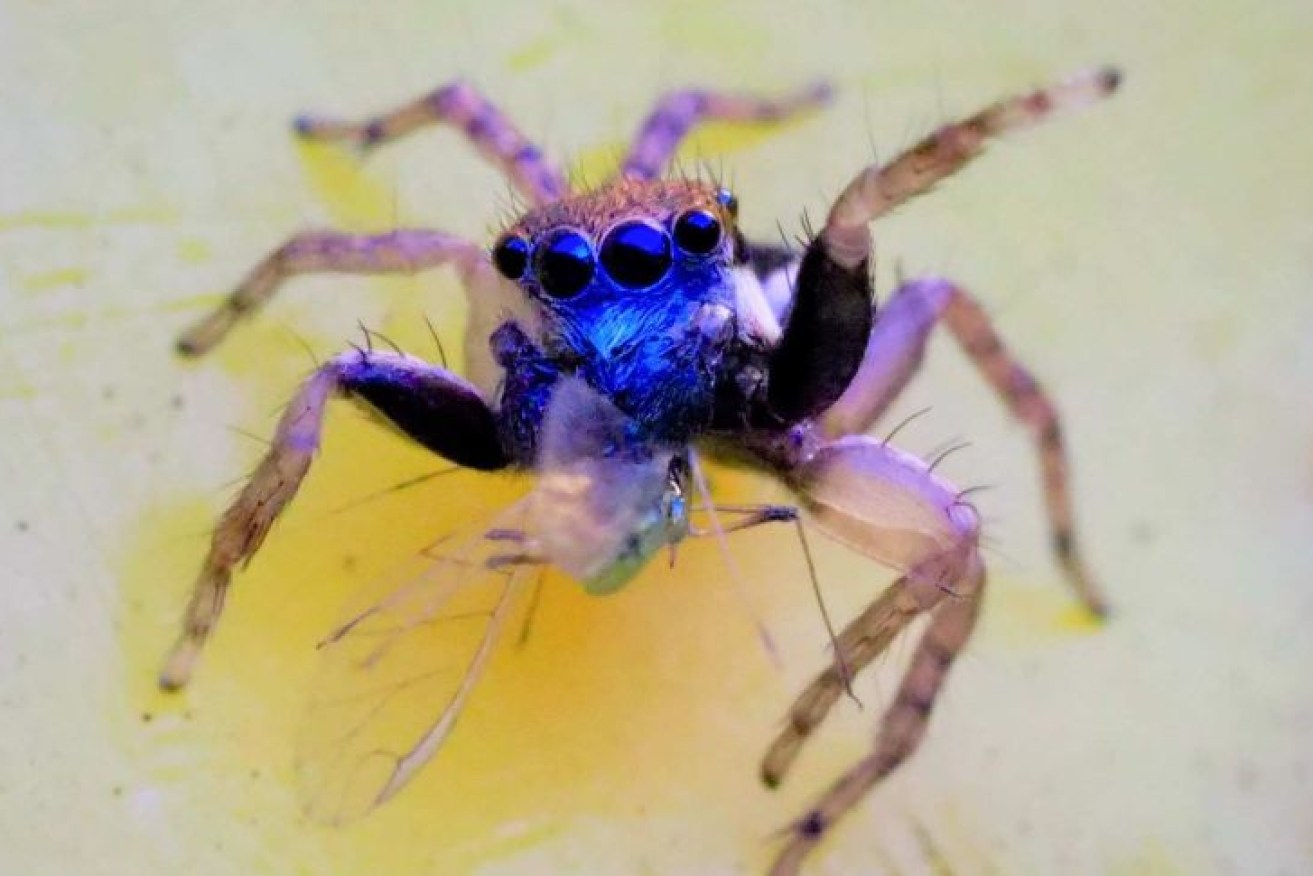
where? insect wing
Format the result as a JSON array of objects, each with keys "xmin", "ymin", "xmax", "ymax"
[
  {"xmin": 530, "ymin": 377, "xmax": 674, "ymax": 585},
  {"xmin": 296, "ymin": 499, "xmax": 535, "ymax": 825}
]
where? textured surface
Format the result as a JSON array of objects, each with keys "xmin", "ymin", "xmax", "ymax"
[{"xmin": 3, "ymin": 1, "xmax": 1311, "ymax": 873}]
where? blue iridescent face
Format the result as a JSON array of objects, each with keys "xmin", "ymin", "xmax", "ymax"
[{"xmin": 491, "ymin": 180, "xmax": 743, "ymax": 437}]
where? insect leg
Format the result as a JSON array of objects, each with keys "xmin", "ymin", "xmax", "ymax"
[
  {"xmin": 769, "ymin": 576, "xmax": 985, "ymax": 876},
  {"xmin": 178, "ymin": 229, "xmax": 488, "ymax": 355},
  {"xmin": 820, "ymin": 66, "xmax": 1121, "ymax": 270},
  {"xmin": 821, "ymin": 275, "xmax": 1107, "ymax": 616},
  {"xmin": 618, "ymin": 81, "xmax": 832, "ymax": 180},
  {"xmin": 160, "ymin": 349, "xmax": 508, "ymax": 690},
  {"xmin": 294, "ymin": 80, "xmax": 567, "ymax": 205}
]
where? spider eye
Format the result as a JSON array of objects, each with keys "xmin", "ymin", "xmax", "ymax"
[
  {"xmin": 715, "ymin": 188, "xmax": 738, "ymax": 218},
  {"xmin": 673, "ymin": 209, "xmax": 723, "ymax": 256},
  {"xmin": 492, "ymin": 234, "xmax": 530, "ymax": 280},
  {"xmin": 535, "ymin": 230, "xmax": 595, "ymax": 299},
  {"xmin": 599, "ymin": 221, "xmax": 672, "ymax": 289}
]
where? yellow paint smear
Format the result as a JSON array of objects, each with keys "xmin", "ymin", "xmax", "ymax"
[
  {"xmin": 505, "ymin": 36, "xmax": 559, "ymax": 74},
  {"xmin": 21, "ymin": 266, "xmax": 89, "ymax": 292},
  {"xmin": 119, "ymin": 408, "xmax": 795, "ymax": 872},
  {"xmin": 0, "ymin": 206, "xmax": 177, "ymax": 232},
  {"xmin": 175, "ymin": 238, "xmax": 211, "ymax": 264}
]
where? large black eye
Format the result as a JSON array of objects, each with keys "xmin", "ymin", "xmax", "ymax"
[
  {"xmin": 673, "ymin": 209, "xmax": 722, "ymax": 256},
  {"xmin": 536, "ymin": 230, "xmax": 595, "ymax": 299},
  {"xmin": 492, "ymin": 234, "xmax": 530, "ymax": 280},
  {"xmin": 599, "ymin": 221, "xmax": 672, "ymax": 289}
]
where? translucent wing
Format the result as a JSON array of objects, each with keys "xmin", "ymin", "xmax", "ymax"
[
  {"xmin": 530, "ymin": 376, "xmax": 678, "ymax": 588},
  {"xmin": 297, "ymin": 380, "xmax": 680, "ymax": 823},
  {"xmin": 296, "ymin": 498, "xmax": 536, "ymax": 825}
]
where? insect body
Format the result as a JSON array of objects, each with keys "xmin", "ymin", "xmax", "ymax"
[{"xmin": 163, "ymin": 69, "xmax": 1120, "ymax": 874}]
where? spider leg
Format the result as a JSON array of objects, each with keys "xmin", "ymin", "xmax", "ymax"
[
  {"xmin": 618, "ymin": 81, "xmax": 832, "ymax": 181},
  {"xmin": 757, "ymin": 235, "xmax": 872, "ymax": 424},
  {"xmin": 820, "ymin": 67, "xmax": 1120, "ymax": 269},
  {"xmin": 177, "ymin": 229, "xmax": 489, "ymax": 356},
  {"xmin": 159, "ymin": 349, "xmax": 508, "ymax": 691},
  {"xmin": 763, "ymin": 435, "xmax": 983, "ymax": 786},
  {"xmin": 294, "ymin": 80, "xmax": 567, "ymax": 205},
  {"xmin": 769, "ymin": 575, "xmax": 985, "ymax": 876},
  {"xmin": 821, "ymin": 276, "xmax": 1107, "ymax": 616}
]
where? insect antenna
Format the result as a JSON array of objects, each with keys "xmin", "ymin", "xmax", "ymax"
[
  {"xmin": 688, "ymin": 450, "xmax": 782, "ymax": 668},
  {"xmin": 791, "ymin": 514, "xmax": 857, "ymax": 702},
  {"xmin": 515, "ymin": 566, "xmax": 549, "ymax": 648}
]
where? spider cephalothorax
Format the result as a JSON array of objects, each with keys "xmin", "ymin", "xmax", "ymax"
[
  {"xmin": 163, "ymin": 70, "xmax": 1119, "ymax": 875},
  {"xmin": 490, "ymin": 179, "xmax": 747, "ymax": 441},
  {"xmin": 490, "ymin": 175, "xmax": 874, "ymax": 444}
]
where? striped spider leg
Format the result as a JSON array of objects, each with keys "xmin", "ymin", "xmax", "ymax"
[{"xmin": 740, "ymin": 66, "xmax": 1121, "ymax": 874}]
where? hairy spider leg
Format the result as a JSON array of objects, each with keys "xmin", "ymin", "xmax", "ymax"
[
  {"xmin": 819, "ymin": 66, "xmax": 1121, "ymax": 268},
  {"xmin": 822, "ymin": 276, "xmax": 1107, "ymax": 614},
  {"xmin": 618, "ymin": 81, "xmax": 833, "ymax": 181},
  {"xmin": 177, "ymin": 229, "xmax": 489, "ymax": 356},
  {"xmin": 768, "ymin": 570, "xmax": 985, "ymax": 876},
  {"xmin": 295, "ymin": 79, "xmax": 567, "ymax": 205},
  {"xmin": 159, "ymin": 349, "xmax": 506, "ymax": 690},
  {"xmin": 761, "ymin": 435, "xmax": 984, "ymax": 787}
]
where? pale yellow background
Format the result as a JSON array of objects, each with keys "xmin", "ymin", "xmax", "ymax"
[{"xmin": 2, "ymin": 2, "xmax": 1310, "ymax": 874}]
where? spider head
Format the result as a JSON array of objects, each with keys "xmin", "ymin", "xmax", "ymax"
[{"xmin": 490, "ymin": 179, "xmax": 744, "ymax": 437}]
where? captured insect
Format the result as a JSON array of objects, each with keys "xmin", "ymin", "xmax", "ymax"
[{"xmin": 162, "ymin": 68, "xmax": 1120, "ymax": 874}]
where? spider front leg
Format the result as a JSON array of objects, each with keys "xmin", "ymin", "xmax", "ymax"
[
  {"xmin": 159, "ymin": 349, "xmax": 509, "ymax": 690},
  {"xmin": 294, "ymin": 79, "xmax": 567, "ymax": 205},
  {"xmin": 177, "ymin": 229, "xmax": 491, "ymax": 356},
  {"xmin": 618, "ymin": 81, "xmax": 832, "ymax": 180},
  {"xmin": 820, "ymin": 66, "xmax": 1121, "ymax": 269},
  {"xmin": 821, "ymin": 275, "xmax": 1107, "ymax": 616}
]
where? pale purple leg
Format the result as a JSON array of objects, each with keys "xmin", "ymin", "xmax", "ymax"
[
  {"xmin": 817, "ymin": 67, "xmax": 1121, "ymax": 270},
  {"xmin": 177, "ymin": 229, "xmax": 488, "ymax": 356},
  {"xmin": 295, "ymin": 80, "xmax": 567, "ymax": 205},
  {"xmin": 159, "ymin": 349, "xmax": 506, "ymax": 690},
  {"xmin": 618, "ymin": 81, "xmax": 832, "ymax": 180},
  {"xmin": 821, "ymin": 276, "xmax": 1107, "ymax": 616}
]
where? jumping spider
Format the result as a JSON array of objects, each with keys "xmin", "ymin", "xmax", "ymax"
[{"xmin": 162, "ymin": 68, "xmax": 1119, "ymax": 874}]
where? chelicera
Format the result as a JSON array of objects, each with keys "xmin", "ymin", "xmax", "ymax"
[{"xmin": 163, "ymin": 69, "xmax": 1120, "ymax": 874}]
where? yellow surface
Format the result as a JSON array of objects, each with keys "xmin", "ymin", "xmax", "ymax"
[{"xmin": 3, "ymin": 2, "xmax": 1311, "ymax": 874}]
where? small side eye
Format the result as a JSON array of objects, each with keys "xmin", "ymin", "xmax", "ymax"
[
  {"xmin": 600, "ymin": 221, "xmax": 672, "ymax": 289},
  {"xmin": 715, "ymin": 188, "xmax": 738, "ymax": 218},
  {"xmin": 673, "ymin": 209, "xmax": 722, "ymax": 256},
  {"xmin": 536, "ymin": 230, "xmax": 595, "ymax": 299},
  {"xmin": 492, "ymin": 234, "xmax": 530, "ymax": 280}
]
